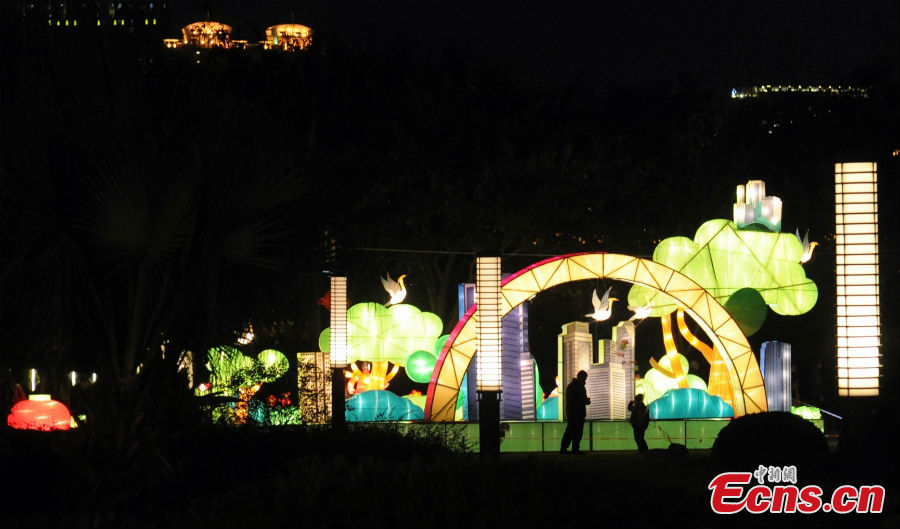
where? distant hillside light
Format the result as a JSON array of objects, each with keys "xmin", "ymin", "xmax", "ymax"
[
  {"xmin": 265, "ymin": 24, "xmax": 313, "ymax": 51},
  {"xmin": 835, "ymin": 162, "xmax": 880, "ymax": 397},
  {"xmin": 476, "ymin": 256, "xmax": 502, "ymax": 391},
  {"xmin": 181, "ymin": 21, "xmax": 233, "ymax": 49},
  {"xmin": 165, "ymin": 21, "xmax": 313, "ymax": 51},
  {"xmin": 329, "ymin": 276, "xmax": 348, "ymax": 368}
]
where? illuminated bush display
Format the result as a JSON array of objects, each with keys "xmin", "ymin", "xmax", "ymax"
[
  {"xmin": 649, "ymin": 388, "xmax": 734, "ymax": 419},
  {"xmin": 201, "ymin": 346, "xmax": 292, "ymax": 425},
  {"xmin": 835, "ymin": 162, "xmax": 881, "ymax": 396}
]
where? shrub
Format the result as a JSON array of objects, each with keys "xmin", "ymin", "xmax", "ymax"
[{"xmin": 712, "ymin": 411, "xmax": 829, "ymax": 475}]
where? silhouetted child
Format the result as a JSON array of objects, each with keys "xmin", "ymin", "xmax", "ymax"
[{"xmin": 628, "ymin": 393, "xmax": 649, "ymax": 453}]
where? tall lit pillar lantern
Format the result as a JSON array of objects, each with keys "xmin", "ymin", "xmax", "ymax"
[
  {"xmin": 329, "ymin": 276, "xmax": 348, "ymax": 426},
  {"xmin": 835, "ymin": 162, "xmax": 880, "ymax": 396},
  {"xmin": 476, "ymin": 256, "xmax": 502, "ymax": 455}
]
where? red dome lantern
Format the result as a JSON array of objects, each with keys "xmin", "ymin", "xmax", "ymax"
[{"xmin": 7, "ymin": 395, "xmax": 72, "ymax": 431}]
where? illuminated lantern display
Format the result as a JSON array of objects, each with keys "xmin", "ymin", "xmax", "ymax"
[
  {"xmin": 585, "ymin": 287, "xmax": 617, "ymax": 321},
  {"xmin": 428, "ymin": 253, "xmax": 766, "ymax": 421},
  {"xmin": 796, "ymin": 229, "xmax": 819, "ymax": 264},
  {"xmin": 297, "ymin": 352, "xmax": 332, "ymax": 424},
  {"xmin": 476, "ymin": 256, "xmax": 502, "ymax": 391},
  {"xmin": 381, "ymin": 273, "xmax": 408, "ymax": 307},
  {"xmin": 760, "ymin": 341, "xmax": 791, "ymax": 412},
  {"xmin": 674, "ymin": 309, "xmax": 734, "ymax": 408},
  {"xmin": 403, "ymin": 391, "xmax": 427, "ymax": 412},
  {"xmin": 791, "ymin": 405, "xmax": 822, "ymax": 420},
  {"xmin": 628, "ymin": 218, "xmax": 818, "ymax": 318},
  {"xmin": 7, "ymin": 395, "xmax": 72, "ymax": 431},
  {"xmin": 329, "ymin": 276, "xmax": 348, "ymax": 368},
  {"xmin": 320, "ymin": 303, "xmax": 444, "ymax": 368},
  {"xmin": 202, "ymin": 347, "xmax": 291, "ymax": 425},
  {"xmin": 835, "ymin": 162, "xmax": 880, "ymax": 396},
  {"xmin": 345, "ymin": 390, "xmax": 424, "ymax": 422},
  {"xmin": 180, "ymin": 21, "xmax": 233, "ymax": 49},
  {"xmin": 733, "ymin": 180, "xmax": 783, "ymax": 231},
  {"xmin": 406, "ymin": 350, "xmax": 438, "ymax": 384},
  {"xmin": 559, "ymin": 320, "xmax": 636, "ymax": 420},
  {"xmin": 264, "ymin": 24, "xmax": 313, "ymax": 51},
  {"xmin": 649, "ymin": 388, "xmax": 734, "ymax": 420},
  {"xmin": 457, "ymin": 282, "xmax": 538, "ymax": 420},
  {"xmin": 537, "ymin": 396, "xmax": 559, "ymax": 421},
  {"xmin": 258, "ymin": 349, "xmax": 289, "ymax": 377},
  {"xmin": 344, "ymin": 361, "xmax": 400, "ymax": 394}
]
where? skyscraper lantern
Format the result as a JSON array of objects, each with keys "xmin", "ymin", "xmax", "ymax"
[
  {"xmin": 835, "ymin": 162, "xmax": 881, "ymax": 397},
  {"xmin": 734, "ymin": 180, "xmax": 782, "ymax": 231}
]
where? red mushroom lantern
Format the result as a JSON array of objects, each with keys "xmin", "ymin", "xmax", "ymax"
[{"xmin": 7, "ymin": 395, "xmax": 72, "ymax": 431}]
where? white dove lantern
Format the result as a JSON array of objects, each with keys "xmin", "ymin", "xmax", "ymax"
[
  {"xmin": 586, "ymin": 287, "xmax": 617, "ymax": 321},
  {"xmin": 628, "ymin": 304, "xmax": 651, "ymax": 321},
  {"xmin": 381, "ymin": 273, "xmax": 408, "ymax": 306},
  {"xmin": 795, "ymin": 228, "xmax": 818, "ymax": 264}
]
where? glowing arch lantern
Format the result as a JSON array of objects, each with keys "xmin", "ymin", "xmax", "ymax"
[
  {"xmin": 425, "ymin": 253, "xmax": 766, "ymax": 421},
  {"xmin": 8, "ymin": 395, "xmax": 72, "ymax": 431}
]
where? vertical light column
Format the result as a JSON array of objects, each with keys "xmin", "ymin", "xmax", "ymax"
[
  {"xmin": 476, "ymin": 256, "xmax": 502, "ymax": 391},
  {"xmin": 835, "ymin": 162, "xmax": 880, "ymax": 397},
  {"xmin": 329, "ymin": 276, "xmax": 348, "ymax": 368},
  {"xmin": 329, "ymin": 276, "xmax": 348, "ymax": 428}
]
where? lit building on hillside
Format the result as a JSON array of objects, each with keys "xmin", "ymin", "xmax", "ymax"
[
  {"xmin": 180, "ymin": 21, "xmax": 233, "ymax": 49},
  {"xmin": 731, "ymin": 85, "xmax": 868, "ymax": 99},
  {"xmin": 165, "ymin": 21, "xmax": 313, "ymax": 51},
  {"xmin": 264, "ymin": 24, "xmax": 313, "ymax": 51}
]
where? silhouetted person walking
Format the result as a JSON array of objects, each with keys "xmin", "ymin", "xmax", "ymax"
[
  {"xmin": 560, "ymin": 370, "xmax": 590, "ymax": 454},
  {"xmin": 628, "ymin": 393, "xmax": 649, "ymax": 453}
]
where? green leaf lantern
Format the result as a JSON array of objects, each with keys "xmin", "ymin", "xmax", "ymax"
[
  {"xmin": 318, "ymin": 302, "xmax": 444, "ymax": 366},
  {"xmin": 724, "ymin": 288, "xmax": 768, "ymax": 337},
  {"xmin": 628, "ymin": 219, "xmax": 817, "ymax": 317}
]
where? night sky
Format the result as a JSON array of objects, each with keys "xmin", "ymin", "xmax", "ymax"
[{"xmin": 174, "ymin": 0, "xmax": 899, "ymax": 88}]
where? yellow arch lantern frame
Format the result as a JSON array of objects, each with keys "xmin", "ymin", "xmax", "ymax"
[{"xmin": 424, "ymin": 253, "xmax": 767, "ymax": 421}]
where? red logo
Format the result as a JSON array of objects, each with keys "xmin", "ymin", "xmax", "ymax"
[{"xmin": 709, "ymin": 469, "xmax": 884, "ymax": 514}]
